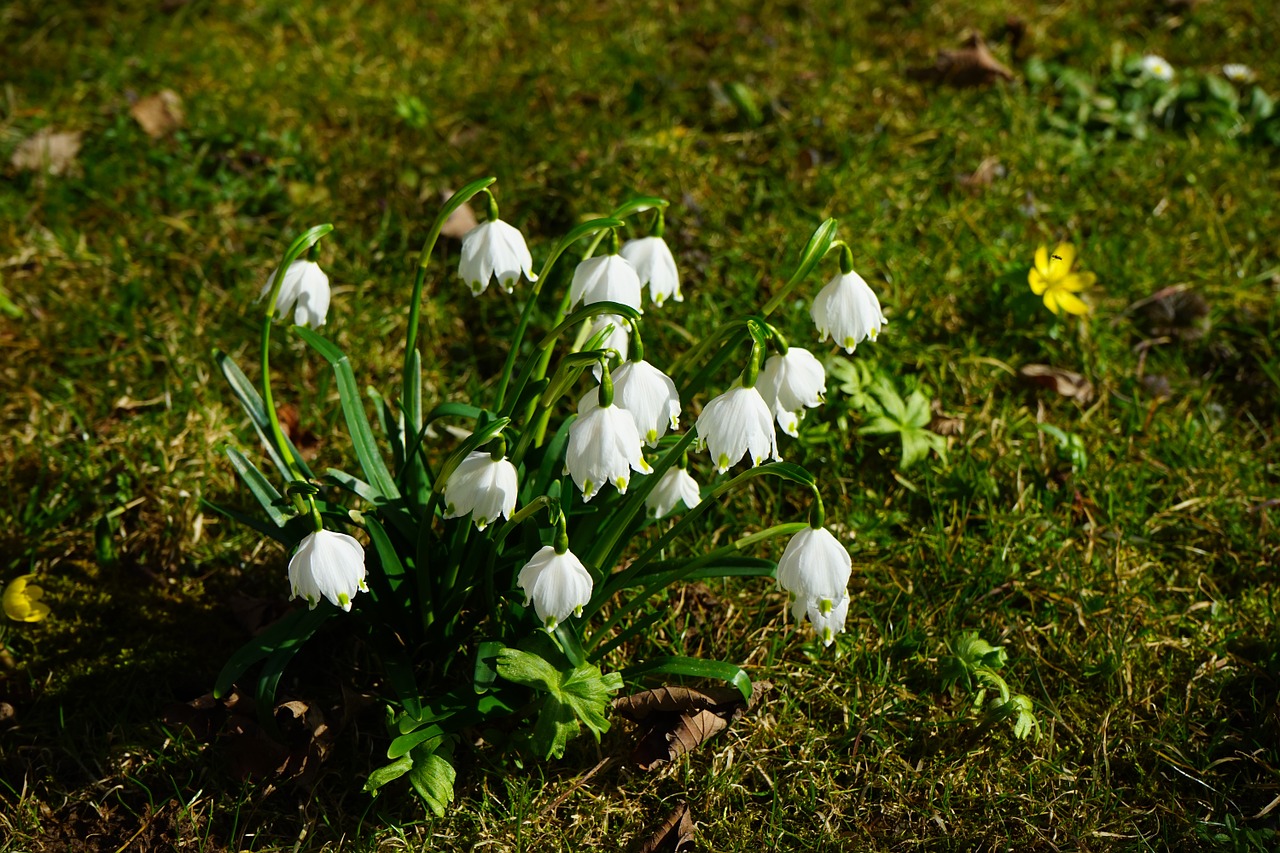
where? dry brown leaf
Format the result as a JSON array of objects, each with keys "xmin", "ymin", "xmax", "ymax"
[
  {"xmin": 277, "ymin": 402, "xmax": 321, "ymax": 459},
  {"xmin": 634, "ymin": 801, "xmax": 696, "ymax": 853},
  {"xmin": 1018, "ymin": 364, "xmax": 1095, "ymax": 404},
  {"xmin": 909, "ymin": 34, "xmax": 1015, "ymax": 88},
  {"xmin": 439, "ymin": 189, "xmax": 479, "ymax": 239},
  {"xmin": 957, "ymin": 157, "xmax": 1006, "ymax": 193},
  {"xmin": 10, "ymin": 128, "xmax": 82, "ymax": 175},
  {"xmin": 615, "ymin": 681, "xmax": 772, "ymax": 770},
  {"xmin": 130, "ymin": 90, "xmax": 184, "ymax": 138},
  {"xmin": 1130, "ymin": 285, "xmax": 1209, "ymax": 342}
]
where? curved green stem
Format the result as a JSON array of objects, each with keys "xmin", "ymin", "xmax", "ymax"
[{"xmin": 759, "ymin": 217, "xmax": 839, "ymax": 317}]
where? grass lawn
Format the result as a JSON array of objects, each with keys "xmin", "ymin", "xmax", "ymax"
[{"xmin": 2, "ymin": 0, "xmax": 1279, "ymax": 849}]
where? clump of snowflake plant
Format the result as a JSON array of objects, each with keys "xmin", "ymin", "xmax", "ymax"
[{"xmin": 212, "ymin": 179, "xmax": 888, "ymax": 813}]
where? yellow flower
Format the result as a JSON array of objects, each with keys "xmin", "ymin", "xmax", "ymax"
[
  {"xmin": 1029, "ymin": 243, "xmax": 1095, "ymax": 316},
  {"xmin": 3, "ymin": 574, "xmax": 51, "ymax": 622}
]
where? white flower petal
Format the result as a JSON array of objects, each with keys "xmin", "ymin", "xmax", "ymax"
[
  {"xmin": 620, "ymin": 236, "xmax": 682, "ymax": 306},
  {"xmin": 695, "ymin": 385, "xmax": 778, "ymax": 473},
  {"xmin": 758, "ymin": 348, "xmax": 826, "ymax": 416},
  {"xmin": 810, "ymin": 270, "xmax": 887, "ymax": 354},
  {"xmin": 566, "ymin": 401, "xmax": 651, "ymax": 501},
  {"xmin": 646, "ymin": 466, "xmax": 702, "ymax": 518},
  {"xmin": 776, "ymin": 526, "xmax": 851, "ymax": 603},
  {"xmin": 517, "ymin": 545, "xmax": 594, "ymax": 630},
  {"xmin": 570, "ymin": 254, "xmax": 643, "ymax": 312},
  {"xmin": 444, "ymin": 451, "xmax": 519, "ymax": 529},
  {"xmin": 262, "ymin": 260, "xmax": 331, "ymax": 329},
  {"xmin": 459, "ymin": 219, "xmax": 536, "ymax": 295},
  {"xmin": 287, "ymin": 529, "xmax": 367, "ymax": 611},
  {"xmin": 580, "ymin": 360, "xmax": 680, "ymax": 447}
]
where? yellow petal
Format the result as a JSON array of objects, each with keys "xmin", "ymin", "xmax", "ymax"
[
  {"xmin": 1055, "ymin": 290, "xmax": 1089, "ymax": 316},
  {"xmin": 1051, "ymin": 243, "xmax": 1076, "ymax": 275},
  {"xmin": 1070, "ymin": 271, "xmax": 1098, "ymax": 290},
  {"xmin": 1034, "ymin": 245, "xmax": 1050, "ymax": 276},
  {"xmin": 1043, "ymin": 289, "xmax": 1061, "ymax": 315},
  {"xmin": 1028, "ymin": 267, "xmax": 1049, "ymax": 295}
]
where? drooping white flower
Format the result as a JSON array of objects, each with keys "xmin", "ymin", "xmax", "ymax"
[
  {"xmin": 1140, "ymin": 54, "xmax": 1174, "ymax": 82},
  {"xmin": 261, "ymin": 260, "xmax": 331, "ymax": 329},
  {"xmin": 566, "ymin": 395, "xmax": 652, "ymax": 501},
  {"xmin": 695, "ymin": 385, "xmax": 779, "ymax": 473},
  {"xmin": 621, "ymin": 236, "xmax": 682, "ymax": 306},
  {"xmin": 458, "ymin": 219, "xmax": 537, "ymax": 295},
  {"xmin": 646, "ymin": 466, "xmax": 702, "ymax": 518},
  {"xmin": 569, "ymin": 254, "xmax": 643, "ymax": 312},
  {"xmin": 791, "ymin": 594, "xmax": 850, "ymax": 647},
  {"xmin": 757, "ymin": 347, "xmax": 826, "ymax": 437},
  {"xmin": 444, "ymin": 451, "xmax": 519, "ymax": 530},
  {"xmin": 288, "ymin": 529, "xmax": 367, "ymax": 612},
  {"xmin": 810, "ymin": 269, "xmax": 888, "ymax": 354},
  {"xmin": 776, "ymin": 526, "xmax": 851, "ymax": 605},
  {"xmin": 580, "ymin": 360, "xmax": 680, "ymax": 447},
  {"xmin": 1222, "ymin": 63, "xmax": 1255, "ymax": 83},
  {"xmin": 517, "ymin": 545, "xmax": 594, "ymax": 630}
]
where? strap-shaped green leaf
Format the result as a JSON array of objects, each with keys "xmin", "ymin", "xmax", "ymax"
[
  {"xmin": 200, "ymin": 498, "xmax": 293, "ymax": 546},
  {"xmin": 387, "ymin": 723, "xmax": 445, "ymax": 760},
  {"xmin": 213, "ymin": 604, "xmax": 334, "ymax": 698},
  {"xmin": 224, "ymin": 446, "xmax": 289, "ymax": 527},
  {"xmin": 621, "ymin": 656, "xmax": 753, "ymax": 703},
  {"xmin": 214, "ymin": 349, "xmax": 314, "ymax": 480},
  {"xmin": 293, "ymin": 327, "xmax": 399, "ymax": 501},
  {"xmin": 364, "ymin": 754, "xmax": 413, "ymax": 795}
]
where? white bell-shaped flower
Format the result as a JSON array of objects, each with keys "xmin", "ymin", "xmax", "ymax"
[
  {"xmin": 566, "ymin": 394, "xmax": 652, "ymax": 501},
  {"xmin": 580, "ymin": 360, "xmax": 680, "ymax": 447},
  {"xmin": 645, "ymin": 466, "xmax": 702, "ymax": 518},
  {"xmin": 570, "ymin": 254, "xmax": 643, "ymax": 312},
  {"xmin": 458, "ymin": 219, "xmax": 537, "ymax": 295},
  {"xmin": 621, "ymin": 236, "xmax": 682, "ymax": 307},
  {"xmin": 757, "ymin": 347, "xmax": 826, "ymax": 438},
  {"xmin": 776, "ymin": 525, "xmax": 851, "ymax": 605},
  {"xmin": 288, "ymin": 529, "xmax": 367, "ymax": 612},
  {"xmin": 444, "ymin": 451, "xmax": 519, "ymax": 530},
  {"xmin": 811, "ymin": 270, "xmax": 887, "ymax": 354},
  {"xmin": 695, "ymin": 385, "xmax": 779, "ymax": 473},
  {"xmin": 261, "ymin": 260, "xmax": 331, "ymax": 329},
  {"xmin": 517, "ymin": 544, "xmax": 594, "ymax": 631},
  {"xmin": 790, "ymin": 594, "xmax": 850, "ymax": 647}
]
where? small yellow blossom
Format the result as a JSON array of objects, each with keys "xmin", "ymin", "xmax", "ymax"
[
  {"xmin": 3, "ymin": 574, "xmax": 51, "ymax": 622},
  {"xmin": 1029, "ymin": 243, "xmax": 1096, "ymax": 316}
]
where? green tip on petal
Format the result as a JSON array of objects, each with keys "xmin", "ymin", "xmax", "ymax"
[
  {"xmin": 616, "ymin": 476, "xmax": 629, "ymax": 492},
  {"xmin": 646, "ymin": 429, "xmax": 658, "ymax": 444},
  {"xmin": 717, "ymin": 453, "xmax": 731, "ymax": 471},
  {"xmin": 338, "ymin": 593, "xmax": 350, "ymax": 607},
  {"xmin": 544, "ymin": 616, "xmax": 558, "ymax": 631},
  {"xmin": 843, "ymin": 336, "xmax": 858, "ymax": 350}
]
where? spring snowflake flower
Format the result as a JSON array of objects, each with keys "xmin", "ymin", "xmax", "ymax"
[
  {"xmin": 288, "ymin": 529, "xmax": 368, "ymax": 612},
  {"xmin": 757, "ymin": 348, "xmax": 826, "ymax": 438},
  {"xmin": 459, "ymin": 219, "xmax": 537, "ymax": 295},
  {"xmin": 696, "ymin": 385, "xmax": 779, "ymax": 473},
  {"xmin": 261, "ymin": 260, "xmax": 331, "ymax": 328},
  {"xmin": 791, "ymin": 594, "xmax": 850, "ymax": 647},
  {"xmin": 3, "ymin": 574, "xmax": 50, "ymax": 622},
  {"xmin": 811, "ymin": 270, "xmax": 888, "ymax": 354},
  {"xmin": 1028, "ymin": 243, "xmax": 1096, "ymax": 316},
  {"xmin": 620, "ymin": 236, "xmax": 682, "ymax": 306},
  {"xmin": 569, "ymin": 254, "xmax": 644, "ymax": 312},
  {"xmin": 444, "ymin": 451, "xmax": 519, "ymax": 530},
  {"xmin": 518, "ymin": 545, "xmax": 594, "ymax": 631},
  {"xmin": 566, "ymin": 393, "xmax": 652, "ymax": 501},
  {"xmin": 1140, "ymin": 54, "xmax": 1174, "ymax": 82},
  {"xmin": 580, "ymin": 360, "xmax": 680, "ymax": 447},
  {"xmin": 645, "ymin": 466, "xmax": 702, "ymax": 518},
  {"xmin": 777, "ymin": 526, "xmax": 851, "ymax": 606},
  {"xmin": 1222, "ymin": 64, "xmax": 1255, "ymax": 83}
]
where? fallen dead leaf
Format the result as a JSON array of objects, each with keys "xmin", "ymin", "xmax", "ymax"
[
  {"xmin": 10, "ymin": 128, "xmax": 82, "ymax": 175},
  {"xmin": 130, "ymin": 90, "xmax": 184, "ymax": 138},
  {"xmin": 957, "ymin": 157, "xmax": 1005, "ymax": 193},
  {"xmin": 439, "ymin": 189, "xmax": 479, "ymax": 239},
  {"xmin": 614, "ymin": 681, "xmax": 772, "ymax": 770},
  {"xmin": 929, "ymin": 399, "xmax": 965, "ymax": 436},
  {"xmin": 908, "ymin": 34, "xmax": 1014, "ymax": 88},
  {"xmin": 1130, "ymin": 285, "xmax": 1209, "ymax": 342},
  {"xmin": 1018, "ymin": 364, "xmax": 1095, "ymax": 405},
  {"xmin": 634, "ymin": 801, "xmax": 696, "ymax": 853}
]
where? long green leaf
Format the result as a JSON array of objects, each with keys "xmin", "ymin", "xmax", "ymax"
[
  {"xmin": 621, "ymin": 656, "xmax": 753, "ymax": 703},
  {"xmin": 293, "ymin": 327, "xmax": 399, "ymax": 500},
  {"xmin": 213, "ymin": 605, "xmax": 334, "ymax": 698},
  {"xmin": 200, "ymin": 498, "xmax": 294, "ymax": 546},
  {"xmin": 215, "ymin": 350, "xmax": 314, "ymax": 480},
  {"xmin": 224, "ymin": 446, "xmax": 289, "ymax": 527}
]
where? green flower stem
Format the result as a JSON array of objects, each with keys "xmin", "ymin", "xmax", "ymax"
[
  {"xmin": 403, "ymin": 176, "xmax": 496, "ymax": 427},
  {"xmin": 586, "ymin": 522, "xmax": 807, "ymax": 651},
  {"xmin": 493, "ymin": 217, "xmax": 624, "ymax": 412},
  {"xmin": 808, "ymin": 489, "xmax": 826, "ymax": 528},
  {"xmin": 758, "ymin": 217, "xmax": 839, "ymax": 318},
  {"xmin": 509, "ymin": 351, "xmax": 605, "ymax": 467},
  {"xmin": 741, "ymin": 341, "xmax": 762, "ymax": 389}
]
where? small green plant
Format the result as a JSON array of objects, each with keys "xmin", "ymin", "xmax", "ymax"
[
  {"xmin": 829, "ymin": 359, "xmax": 946, "ymax": 470},
  {"xmin": 940, "ymin": 632, "xmax": 1039, "ymax": 741}
]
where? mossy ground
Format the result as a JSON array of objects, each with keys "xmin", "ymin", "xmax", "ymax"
[{"xmin": 2, "ymin": 0, "xmax": 1279, "ymax": 850}]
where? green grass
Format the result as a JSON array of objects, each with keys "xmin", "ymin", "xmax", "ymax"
[{"xmin": 3, "ymin": 0, "xmax": 1280, "ymax": 849}]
